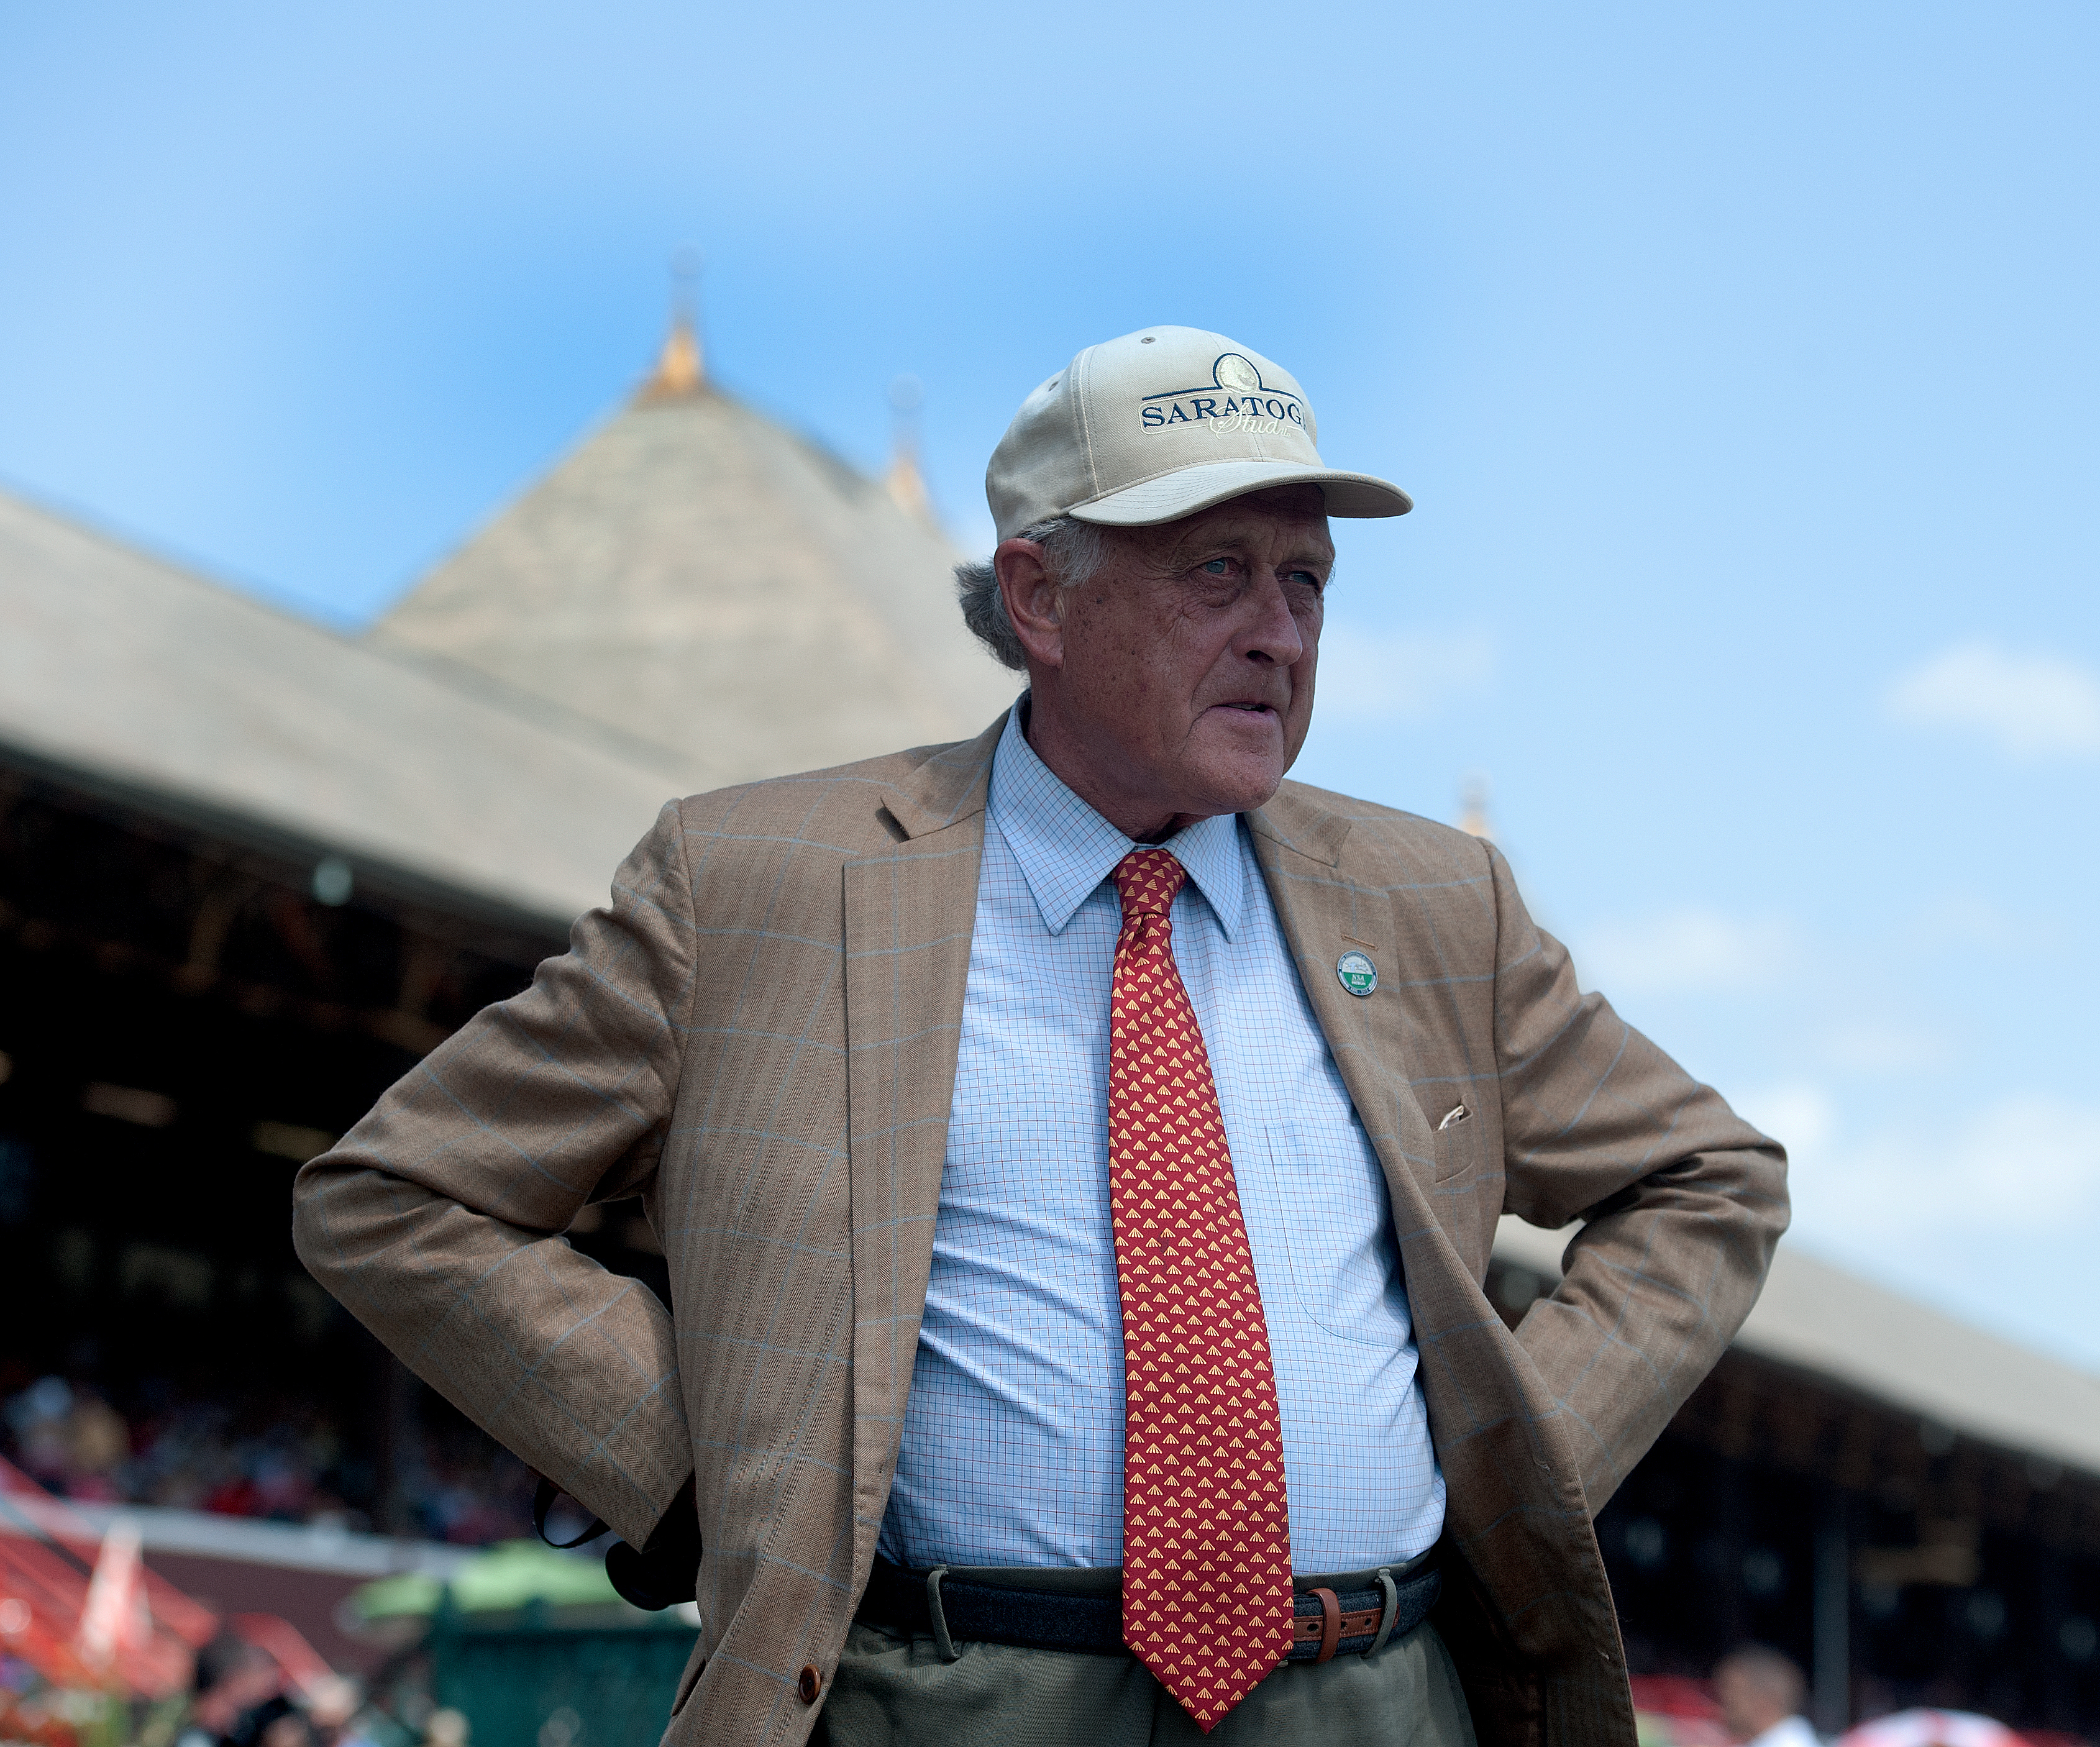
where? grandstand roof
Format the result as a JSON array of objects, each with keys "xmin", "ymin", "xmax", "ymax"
[
  {"xmin": 0, "ymin": 326, "xmax": 1023, "ymax": 928},
  {"xmin": 1494, "ymin": 1216, "xmax": 2100, "ymax": 1481},
  {"xmin": 0, "ymin": 485, "xmax": 680, "ymax": 931},
  {"xmin": 371, "ymin": 331, "xmax": 1019, "ymax": 791}
]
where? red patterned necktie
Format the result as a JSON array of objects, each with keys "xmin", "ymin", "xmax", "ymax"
[{"xmin": 1108, "ymin": 847, "xmax": 1294, "ymax": 1731}]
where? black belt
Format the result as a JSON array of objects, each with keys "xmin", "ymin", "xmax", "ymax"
[{"xmin": 856, "ymin": 1553, "xmax": 1440, "ymax": 1665}]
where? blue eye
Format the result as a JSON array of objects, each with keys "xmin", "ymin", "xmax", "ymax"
[{"xmin": 1203, "ymin": 559, "xmax": 1230, "ymax": 575}]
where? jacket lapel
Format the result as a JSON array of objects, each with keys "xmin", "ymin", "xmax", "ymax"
[
  {"xmin": 1246, "ymin": 790, "xmax": 1442, "ymax": 1221},
  {"xmin": 841, "ymin": 714, "xmax": 1002, "ymax": 1578},
  {"xmin": 1248, "ymin": 788, "xmax": 1516, "ymax": 1444},
  {"xmin": 1252, "ymin": 790, "xmax": 1520, "ymax": 1535}
]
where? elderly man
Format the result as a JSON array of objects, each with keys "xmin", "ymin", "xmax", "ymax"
[{"xmin": 294, "ymin": 327, "xmax": 1786, "ymax": 1747}]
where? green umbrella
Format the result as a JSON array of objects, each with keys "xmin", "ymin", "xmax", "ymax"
[{"xmin": 349, "ymin": 1542, "xmax": 621, "ymax": 1623}]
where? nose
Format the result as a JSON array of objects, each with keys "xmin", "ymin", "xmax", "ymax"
[{"xmin": 1239, "ymin": 569, "xmax": 1307, "ymax": 668}]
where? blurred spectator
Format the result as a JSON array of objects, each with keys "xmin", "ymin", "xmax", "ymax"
[
  {"xmin": 4, "ymin": 1377, "xmax": 130, "ymax": 1498},
  {"xmin": 0, "ymin": 1372, "xmax": 533, "ymax": 1544},
  {"xmin": 386, "ymin": 1421, "xmax": 532, "ymax": 1544},
  {"xmin": 192, "ymin": 1630, "xmax": 293, "ymax": 1747},
  {"xmin": 421, "ymin": 1710, "xmax": 468, "ymax": 1747},
  {"xmin": 305, "ymin": 1677, "xmax": 379, "ymax": 1747},
  {"xmin": 1715, "ymin": 1645, "xmax": 1816, "ymax": 1747}
]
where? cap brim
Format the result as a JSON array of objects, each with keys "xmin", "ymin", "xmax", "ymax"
[{"xmin": 1064, "ymin": 459, "xmax": 1412, "ymax": 527}]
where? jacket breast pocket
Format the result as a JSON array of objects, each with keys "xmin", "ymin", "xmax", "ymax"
[
  {"xmin": 1429, "ymin": 1098, "xmax": 1481, "ymax": 1184},
  {"xmin": 1260, "ymin": 1123, "xmax": 1413, "ymax": 1348}
]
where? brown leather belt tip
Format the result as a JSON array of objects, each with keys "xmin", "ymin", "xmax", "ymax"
[{"xmin": 1294, "ymin": 1587, "xmax": 1383, "ymax": 1663}]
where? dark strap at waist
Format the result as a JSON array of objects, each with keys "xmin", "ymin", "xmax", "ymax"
[{"xmin": 855, "ymin": 1555, "xmax": 1441, "ymax": 1663}]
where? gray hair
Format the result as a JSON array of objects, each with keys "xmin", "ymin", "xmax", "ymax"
[{"xmin": 955, "ymin": 516, "xmax": 1107, "ymax": 672}]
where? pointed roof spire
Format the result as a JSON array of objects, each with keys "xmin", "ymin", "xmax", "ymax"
[
  {"xmin": 373, "ymin": 308, "xmax": 1022, "ymax": 793},
  {"xmin": 636, "ymin": 249, "xmax": 705, "ymax": 403},
  {"xmin": 884, "ymin": 442, "xmax": 930, "ymax": 521},
  {"xmin": 1457, "ymin": 772, "xmax": 1494, "ymax": 841},
  {"xmin": 884, "ymin": 373, "xmax": 933, "ymax": 523}
]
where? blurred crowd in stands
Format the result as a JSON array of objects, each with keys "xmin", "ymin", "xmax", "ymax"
[{"xmin": 0, "ymin": 1371, "xmax": 532, "ymax": 1545}]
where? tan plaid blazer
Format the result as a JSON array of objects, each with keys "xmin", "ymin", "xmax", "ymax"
[{"xmin": 293, "ymin": 713, "xmax": 1786, "ymax": 1747}]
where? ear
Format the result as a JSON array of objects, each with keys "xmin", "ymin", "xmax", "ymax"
[{"xmin": 993, "ymin": 538, "xmax": 1067, "ymax": 670}]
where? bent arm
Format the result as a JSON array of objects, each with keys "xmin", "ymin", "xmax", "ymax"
[
  {"xmin": 1487, "ymin": 844, "xmax": 1789, "ymax": 1509},
  {"xmin": 293, "ymin": 803, "xmax": 696, "ymax": 1547}
]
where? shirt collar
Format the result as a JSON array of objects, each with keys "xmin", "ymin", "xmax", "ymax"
[{"xmin": 987, "ymin": 700, "xmax": 1246, "ymax": 940}]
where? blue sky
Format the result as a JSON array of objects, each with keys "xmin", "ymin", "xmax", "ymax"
[{"xmin": 4, "ymin": 2, "xmax": 2097, "ymax": 1364}]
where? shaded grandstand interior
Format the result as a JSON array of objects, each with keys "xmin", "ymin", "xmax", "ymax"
[
  {"xmin": 0, "ymin": 760, "xmax": 670, "ymax": 1543},
  {"xmin": 1489, "ymin": 1254, "xmax": 2100, "ymax": 1736}
]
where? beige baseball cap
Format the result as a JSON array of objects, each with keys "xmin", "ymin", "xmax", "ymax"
[{"xmin": 985, "ymin": 325, "xmax": 1412, "ymax": 544}]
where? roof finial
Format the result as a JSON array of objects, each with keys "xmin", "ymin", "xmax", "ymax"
[
  {"xmin": 637, "ymin": 247, "xmax": 705, "ymax": 403},
  {"xmin": 884, "ymin": 373, "xmax": 932, "ymax": 521},
  {"xmin": 1457, "ymin": 772, "xmax": 1494, "ymax": 841}
]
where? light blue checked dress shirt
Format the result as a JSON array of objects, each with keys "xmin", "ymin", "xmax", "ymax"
[{"xmin": 877, "ymin": 705, "xmax": 1446, "ymax": 1574}]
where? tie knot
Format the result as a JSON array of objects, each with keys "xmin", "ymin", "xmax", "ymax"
[{"xmin": 1113, "ymin": 847, "xmax": 1188, "ymax": 921}]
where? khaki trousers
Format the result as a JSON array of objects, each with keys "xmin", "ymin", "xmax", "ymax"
[{"xmin": 818, "ymin": 1579, "xmax": 1477, "ymax": 1747}]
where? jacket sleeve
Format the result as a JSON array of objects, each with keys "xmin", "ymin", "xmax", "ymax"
[
  {"xmin": 292, "ymin": 801, "xmax": 696, "ymax": 1548},
  {"xmin": 1486, "ymin": 842, "xmax": 1789, "ymax": 1510}
]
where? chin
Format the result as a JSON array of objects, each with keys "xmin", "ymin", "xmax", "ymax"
[
  {"xmin": 1180, "ymin": 716, "xmax": 1293, "ymax": 808},
  {"xmin": 1179, "ymin": 755, "xmax": 1286, "ymax": 818}
]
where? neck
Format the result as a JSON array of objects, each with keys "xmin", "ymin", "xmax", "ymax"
[
  {"xmin": 1130, "ymin": 818, "xmax": 1189, "ymax": 845},
  {"xmin": 1021, "ymin": 693, "xmax": 1207, "ymax": 842}
]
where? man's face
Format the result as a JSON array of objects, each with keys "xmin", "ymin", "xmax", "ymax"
[{"xmin": 1011, "ymin": 485, "xmax": 1334, "ymax": 834}]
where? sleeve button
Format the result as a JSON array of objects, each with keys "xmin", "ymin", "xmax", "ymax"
[{"xmin": 797, "ymin": 1665, "xmax": 823, "ymax": 1704}]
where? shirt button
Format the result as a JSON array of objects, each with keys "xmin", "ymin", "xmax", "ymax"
[{"xmin": 797, "ymin": 1665, "xmax": 823, "ymax": 1704}]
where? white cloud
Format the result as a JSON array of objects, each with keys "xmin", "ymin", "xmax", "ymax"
[
  {"xmin": 1755, "ymin": 1086, "xmax": 2100, "ymax": 1364},
  {"xmin": 1313, "ymin": 629, "xmax": 1492, "ymax": 723},
  {"xmin": 1818, "ymin": 1021, "xmax": 1955, "ymax": 1074},
  {"xmin": 1792, "ymin": 1093, "xmax": 2100, "ymax": 1243},
  {"xmin": 1573, "ymin": 906, "xmax": 1801, "ymax": 996},
  {"xmin": 1733, "ymin": 1081, "xmax": 1838, "ymax": 1157},
  {"xmin": 1885, "ymin": 641, "xmax": 2100, "ymax": 758}
]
